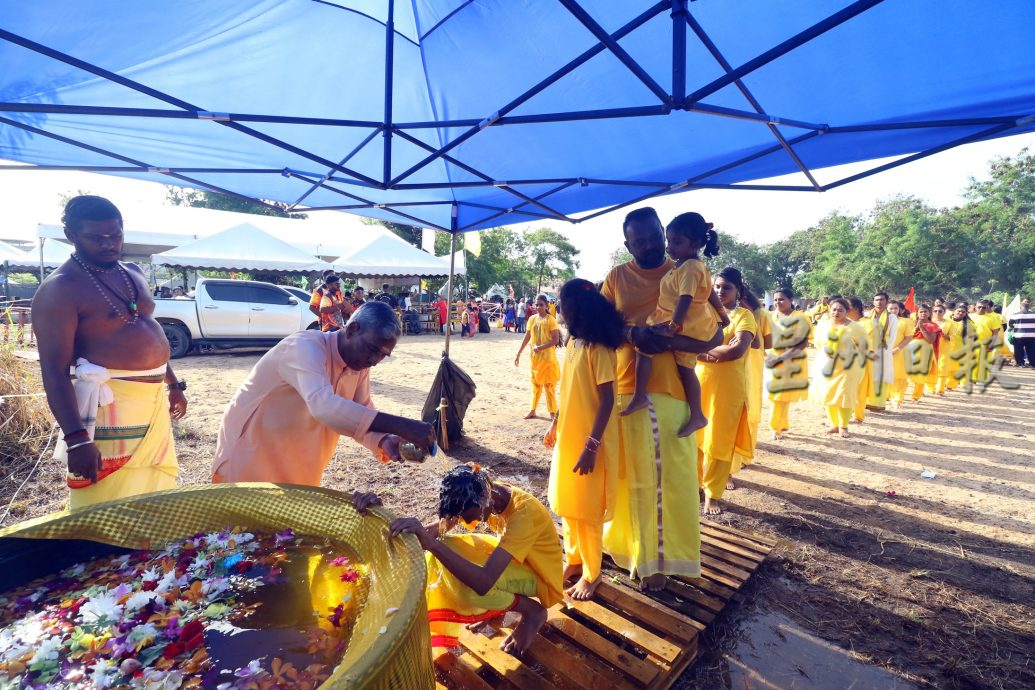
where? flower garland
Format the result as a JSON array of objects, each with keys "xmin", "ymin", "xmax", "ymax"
[{"xmin": 0, "ymin": 528, "xmax": 366, "ymax": 690}]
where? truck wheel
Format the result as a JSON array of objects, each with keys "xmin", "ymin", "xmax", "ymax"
[{"xmin": 162, "ymin": 324, "xmax": 191, "ymax": 359}]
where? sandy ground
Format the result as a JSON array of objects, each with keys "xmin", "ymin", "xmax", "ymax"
[{"xmin": 4, "ymin": 329, "xmax": 1034, "ymax": 689}]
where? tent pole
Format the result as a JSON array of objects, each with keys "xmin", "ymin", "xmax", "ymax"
[
  {"xmin": 443, "ymin": 204, "xmax": 458, "ymax": 358},
  {"xmin": 39, "ymin": 237, "xmax": 46, "ymax": 282},
  {"xmin": 383, "ymin": 0, "xmax": 395, "ymax": 187}
]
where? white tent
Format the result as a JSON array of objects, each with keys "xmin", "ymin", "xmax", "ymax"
[
  {"xmin": 438, "ymin": 250, "xmax": 467, "ymax": 276},
  {"xmin": 35, "ymin": 204, "xmax": 395, "ymax": 262},
  {"xmin": 0, "ymin": 239, "xmax": 32, "ymax": 268},
  {"xmin": 37, "ymin": 239, "xmax": 74, "ymax": 269},
  {"xmin": 333, "ymin": 234, "xmax": 451, "ymax": 278},
  {"xmin": 152, "ymin": 223, "xmax": 331, "ymax": 273}
]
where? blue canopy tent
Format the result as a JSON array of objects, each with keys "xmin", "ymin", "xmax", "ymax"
[{"xmin": 3, "ymin": 0, "xmax": 1035, "ymax": 444}]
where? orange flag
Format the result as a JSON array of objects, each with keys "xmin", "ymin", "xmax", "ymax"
[{"xmin": 904, "ymin": 287, "xmax": 916, "ymax": 312}]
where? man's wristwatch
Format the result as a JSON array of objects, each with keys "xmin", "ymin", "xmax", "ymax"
[{"xmin": 168, "ymin": 380, "xmax": 187, "ymax": 391}]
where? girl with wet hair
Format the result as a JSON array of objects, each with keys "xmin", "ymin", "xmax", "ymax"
[
  {"xmin": 622, "ymin": 212, "xmax": 729, "ymax": 437},
  {"xmin": 389, "ymin": 463, "xmax": 563, "ymax": 657}
]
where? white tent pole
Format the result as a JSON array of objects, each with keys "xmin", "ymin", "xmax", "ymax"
[
  {"xmin": 443, "ymin": 225, "xmax": 457, "ymax": 358},
  {"xmin": 39, "ymin": 238, "xmax": 46, "ymax": 282}
]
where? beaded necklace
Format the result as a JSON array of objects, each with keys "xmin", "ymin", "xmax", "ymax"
[{"xmin": 72, "ymin": 253, "xmax": 140, "ymax": 324}]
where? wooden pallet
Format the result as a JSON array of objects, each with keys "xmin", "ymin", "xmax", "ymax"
[{"xmin": 436, "ymin": 520, "xmax": 775, "ymax": 690}]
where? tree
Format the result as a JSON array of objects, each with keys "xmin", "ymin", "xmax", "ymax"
[
  {"xmin": 608, "ymin": 246, "xmax": 633, "ymax": 268},
  {"xmin": 523, "ymin": 228, "xmax": 580, "ymax": 294},
  {"xmin": 165, "ymin": 187, "xmax": 305, "ymax": 218},
  {"xmin": 705, "ymin": 232, "xmax": 774, "ymax": 296}
]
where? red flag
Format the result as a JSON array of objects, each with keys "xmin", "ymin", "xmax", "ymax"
[{"xmin": 904, "ymin": 287, "xmax": 916, "ymax": 312}]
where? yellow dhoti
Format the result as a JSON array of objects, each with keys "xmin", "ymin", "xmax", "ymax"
[
  {"xmin": 60, "ymin": 361, "xmax": 177, "ymax": 510},
  {"xmin": 603, "ymin": 393, "xmax": 701, "ymax": 579},
  {"xmin": 425, "ymin": 534, "xmax": 539, "ymax": 649}
]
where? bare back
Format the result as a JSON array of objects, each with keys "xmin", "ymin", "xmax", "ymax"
[{"xmin": 33, "ymin": 258, "xmax": 170, "ymax": 371}]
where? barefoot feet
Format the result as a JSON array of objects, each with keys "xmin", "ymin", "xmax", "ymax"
[
  {"xmin": 621, "ymin": 393, "xmax": 649, "ymax": 417},
  {"xmin": 500, "ymin": 598, "xmax": 547, "ymax": 658},
  {"xmin": 839, "ymin": 428, "xmax": 850, "ymax": 438},
  {"xmin": 523, "ymin": 410, "xmax": 537, "ymax": 419},
  {"xmin": 703, "ymin": 496, "xmax": 722, "ymax": 515},
  {"xmin": 565, "ymin": 574, "xmax": 601, "ymax": 601},
  {"xmin": 677, "ymin": 413, "xmax": 708, "ymax": 437},
  {"xmin": 726, "ymin": 477, "xmax": 736, "ymax": 491},
  {"xmin": 640, "ymin": 573, "xmax": 667, "ymax": 592},
  {"xmin": 562, "ymin": 563, "xmax": 583, "ymax": 586},
  {"xmin": 826, "ymin": 426, "xmax": 839, "ymax": 434}
]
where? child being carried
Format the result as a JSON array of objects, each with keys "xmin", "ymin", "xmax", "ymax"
[{"xmin": 621, "ymin": 212, "xmax": 730, "ymax": 436}]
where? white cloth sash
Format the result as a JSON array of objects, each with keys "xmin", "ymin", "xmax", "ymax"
[{"xmin": 54, "ymin": 358, "xmax": 167, "ymax": 461}]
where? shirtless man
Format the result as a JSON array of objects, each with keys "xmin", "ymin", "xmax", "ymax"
[{"xmin": 33, "ymin": 195, "xmax": 187, "ymax": 509}]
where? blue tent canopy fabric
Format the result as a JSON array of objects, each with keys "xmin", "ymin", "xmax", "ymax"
[{"xmin": 2, "ymin": 1, "xmax": 1034, "ymax": 232}]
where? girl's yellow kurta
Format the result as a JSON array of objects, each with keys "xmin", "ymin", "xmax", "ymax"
[
  {"xmin": 767, "ymin": 309, "xmax": 812, "ymax": 403},
  {"xmin": 527, "ymin": 313, "xmax": 561, "ymax": 386},
  {"xmin": 548, "ymin": 339, "xmax": 619, "ymax": 523},
  {"xmin": 696, "ymin": 307, "xmax": 757, "ymax": 463},
  {"xmin": 890, "ymin": 317, "xmax": 911, "ymax": 399},
  {"xmin": 426, "ymin": 486, "xmax": 564, "ymax": 649}
]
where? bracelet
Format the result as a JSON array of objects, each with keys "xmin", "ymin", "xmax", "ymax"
[
  {"xmin": 66, "ymin": 440, "xmax": 94, "ymax": 452},
  {"xmin": 63, "ymin": 429, "xmax": 89, "ymax": 441},
  {"xmin": 584, "ymin": 436, "xmax": 601, "ymax": 452}
]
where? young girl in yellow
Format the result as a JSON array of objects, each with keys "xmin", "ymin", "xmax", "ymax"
[
  {"xmin": 545, "ymin": 278, "xmax": 624, "ymax": 601},
  {"xmin": 390, "ymin": 464, "xmax": 563, "ymax": 657},
  {"xmin": 888, "ymin": 301, "xmax": 913, "ymax": 405},
  {"xmin": 622, "ymin": 212, "xmax": 729, "ymax": 436},
  {"xmin": 813, "ymin": 298, "xmax": 867, "ymax": 437},
  {"xmin": 515, "ymin": 294, "xmax": 562, "ymax": 418}
]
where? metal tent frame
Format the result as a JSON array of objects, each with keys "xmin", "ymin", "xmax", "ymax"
[{"xmin": 3, "ymin": 0, "xmax": 1033, "ymax": 235}]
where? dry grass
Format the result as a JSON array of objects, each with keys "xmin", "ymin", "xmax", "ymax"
[{"xmin": 0, "ymin": 346, "xmax": 59, "ymax": 526}]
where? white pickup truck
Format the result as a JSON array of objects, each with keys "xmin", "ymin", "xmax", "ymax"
[{"xmin": 153, "ymin": 278, "xmax": 318, "ymax": 358}]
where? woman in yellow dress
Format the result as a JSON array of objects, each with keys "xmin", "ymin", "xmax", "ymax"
[
  {"xmin": 931, "ymin": 304, "xmax": 951, "ymax": 394},
  {"xmin": 730, "ymin": 286, "xmax": 771, "ymax": 485},
  {"xmin": 390, "ymin": 463, "xmax": 564, "ymax": 657},
  {"xmin": 544, "ymin": 278, "xmax": 623, "ymax": 600},
  {"xmin": 846, "ymin": 297, "xmax": 871, "ymax": 422},
  {"xmin": 907, "ymin": 304, "xmax": 943, "ymax": 401},
  {"xmin": 766, "ymin": 288, "xmax": 811, "ymax": 440},
  {"xmin": 887, "ymin": 301, "xmax": 913, "ymax": 405},
  {"xmin": 696, "ymin": 267, "xmax": 756, "ymax": 515},
  {"xmin": 942, "ymin": 304, "xmax": 972, "ymax": 386},
  {"xmin": 515, "ymin": 294, "xmax": 561, "ymax": 419},
  {"xmin": 812, "ymin": 298, "xmax": 867, "ymax": 437}
]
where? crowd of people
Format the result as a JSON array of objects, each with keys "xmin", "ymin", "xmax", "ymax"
[{"xmin": 32, "ymin": 194, "xmax": 1030, "ymax": 663}]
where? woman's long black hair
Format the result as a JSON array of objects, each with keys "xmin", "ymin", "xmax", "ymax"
[{"xmin": 559, "ymin": 279, "xmax": 626, "ymax": 348}]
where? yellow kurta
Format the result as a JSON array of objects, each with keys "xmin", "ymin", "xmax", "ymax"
[
  {"xmin": 527, "ymin": 313, "xmax": 561, "ymax": 386},
  {"xmin": 426, "ymin": 486, "xmax": 564, "ymax": 649},
  {"xmin": 600, "ymin": 260, "xmax": 700, "ymax": 579},
  {"xmin": 548, "ymin": 339, "xmax": 619, "ymax": 523},
  {"xmin": 941, "ymin": 319, "xmax": 966, "ymax": 385},
  {"xmin": 813, "ymin": 320, "xmax": 866, "ymax": 409},
  {"xmin": 767, "ymin": 310, "xmax": 812, "ymax": 403},
  {"xmin": 650, "ymin": 258, "xmax": 718, "ymax": 341},
  {"xmin": 733, "ymin": 307, "xmax": 771, "ymax": 474},
  {"xmin": 697, "ymin": 307, "xmax": 757, "ymax": 464}
]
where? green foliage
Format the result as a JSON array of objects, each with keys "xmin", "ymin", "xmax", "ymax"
[
  {"xmin": 609, "ymin": 246, "xmax": 633, "ymax": 268},
  {"xmin": 431, "ymin": 227, "xmax": 579, "ymax": 296},
  {"xmin": 165, "ymin": 187, "xmax": 305, "ymax": 219},
  {"xmin": 605, "ymin": 149, "xmax": 1035, "ymax": 303}
]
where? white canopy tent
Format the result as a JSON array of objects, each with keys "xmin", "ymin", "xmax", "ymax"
[
  {"xmin": 0, "ymin": 239, "xmax": 32, "ymax": 269},
  {"xmin": 438, "ymin": 250, "xmax": 467, "ymax": 276},
  {"xmin": 332, "ymin": 234, "xmax": 451, "ymax": 278},
  {"xmin": 152, "ymin": 223, "xmax": 331, "ymax": 273},
  {"xmin": 34, "ymin": 204, "xmax": 395, "ymax": 263}
]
